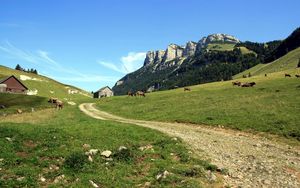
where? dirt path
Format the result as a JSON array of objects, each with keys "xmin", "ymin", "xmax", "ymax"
[{"xmin": 79, "ymin": 103, "xmax": 300, "ymax": 187}]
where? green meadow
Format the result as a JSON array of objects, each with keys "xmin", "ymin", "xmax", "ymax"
[{"xmin": 96, "ymin": 69, "xmax": 300, "ymax": 140}]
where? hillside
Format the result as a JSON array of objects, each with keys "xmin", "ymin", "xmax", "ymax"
[
  {"xmin": 113, "ymin": 33, "xmax": 260, "ymax": 95},
  {"xmin": 98, "ymin": 68, "xmax": 300, "ymax": 140},
  {"xmin": 0, "ymin": 65, "xmax": 91, "ymax": 100},
  {"xmin": 233, "ymin": 47, "xmax": 300, "ymax": 79}
]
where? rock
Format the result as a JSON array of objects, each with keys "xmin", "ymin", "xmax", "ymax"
[
  {"xmin": 17, "ymin": 177, "xmax": 25, "ymax": 181},
  {"xmin": 207, "ymin": 171, "xmax": 217, "ymax": 182},
  {"xmin": 17, "ymin": 109, "xmax": 22, "ymax": 114},
  {"xmin": 144, "ymin": 51, "xmax": 156, "ymax": 66},
  {"xmin": 88, "ymin": 155, "xmax": 93, "ymax": 162},
  {"xmin": 0, "ymin": 158, "xmax": 4, "ymax": 162},
  {"xmin": 163, "ymin": 44, "xmax": 184, "ymax": 62},
  {"xmin": 5, "ymin": 137, "xmax": 12, "ymax": 142},
  {"xmin": 144, "ymin": 181, "xmax": 151, "ymax": 187},
  {"xmin": 253, "ymin": 143, "xmax": 262, "ymax": 147},
  {"xmin": 89, "ymin": 180, "xmax": 99, "ymax": 188},
  {"xmin": 49, "ymin": 164, "xmax": 59, "ymax": 170},
  {"xmin": 54, "ymin": 174, "xmax": 65, "ymax": 183},
  {"xmin": 156, "ymin": 170, "xmax": 170, "ymax": 181},
  {"xmin": 171, "ymin": 137, "xmax": 178, "ymax": 141},
  {"xmin": 85, "ymin": 149, "xmax": 99, "ymax": 156},
  {"xmin": 263, "ymin": 179, "xmax": 271, "ymax": 185},
  {"xmin": 183, "ymin": 41, "xmax": 197, "ymax": 57},
  {"xmin": 101, "ymin": 150, "xmax": 112, "ymax": 158},
  {"xmin": 82, "ymin": 144, "xmax": 91, "ymax": 150},
  {"xmin": 139, "ymin": 145, "xmax": 153, "ymax": 151},
  {"xmin": 40, "ymin": 176, "xmax": 46, "ymax": 182},
  {"xmin": 0, "ymin": 105, "xmax": 5, "ymax": 109},
  {"xmin": 118, "ymin": 146, "xmax": 127, "ymax": 151}
]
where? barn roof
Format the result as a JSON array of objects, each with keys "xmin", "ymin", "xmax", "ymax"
[
  {"xmin": 0, "ymin": 75, "xmax": 28, "ymax": 90},
  {"xmin": 95, "ymin": 86, "xmax": 112, "ymax": 93}
]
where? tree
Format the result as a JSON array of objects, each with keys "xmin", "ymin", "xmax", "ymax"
[{"xmin": 15, "ymin": 64, "xmax": 22, "ymax": 71}]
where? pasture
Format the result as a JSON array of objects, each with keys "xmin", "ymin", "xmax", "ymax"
[
  {"xmin": 0, "ymin": 102, "xmax": 218, "ymax": 187},
  {"xmin": 96, "ymin": 69, "xmax": 300, "ymax": 140}
]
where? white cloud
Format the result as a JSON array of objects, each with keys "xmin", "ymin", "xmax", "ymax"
[
  {"xmin": 98, "ymin": 61, "xmax": 126, "ymax": 74},
  {"xmin": 121, "ymin": 52, "xmax": 146, "ymax": 73},
  {"xmin": 0, "ymin": 41, "xmax": 115, "ymax": 84},
  {"xmin": 98, "ymin": 52, "xmax": 146, "ymax": 74}
]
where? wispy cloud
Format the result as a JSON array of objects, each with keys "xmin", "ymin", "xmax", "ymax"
[
  {"xmin": 0, "ymin": 41, "xmax": 116, "ymax": 83},
  {"xmin": 98, "ymin": 52, "xmax": 146, "ymax": 74},
  {"xmin": 121, "ymin": 52, "xmax": 146, "ymax": 73}
]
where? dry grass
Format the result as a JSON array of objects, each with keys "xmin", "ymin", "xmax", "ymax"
[{"xmin": 0, "ymin": 108, "xmax": 56, "ymax": 124}]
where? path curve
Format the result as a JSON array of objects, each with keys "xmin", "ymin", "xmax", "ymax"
[{"xmin": 79, "ymin": 103, "xmax": 300, "ymax": 187}]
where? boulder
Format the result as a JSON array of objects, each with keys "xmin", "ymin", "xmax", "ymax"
[{"xmin": 101, "ymin": 150, "xmax": 112, "ymax": 158}]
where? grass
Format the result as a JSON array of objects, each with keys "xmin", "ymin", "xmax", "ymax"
[
  {"xmin": 206, "ymin": 43, "xmax": 254, "ymax": 54},
  {"xmin": 234, "ymin": 47, "xmax": 300, "ymax": 79},
  {"xmin": 0, "ymin": 65, "xmax": 91, "ymax": 100},
  {"xmin": 0, "ymin": 103, "xmax": 218, "ymax": 187},
  {"xmin": 0, "ymin": 93, "xmax": 51, "ymax": 115},
  {"xmin": 96, "ymin": 69, "xmax": 300, "ymax": 140}
]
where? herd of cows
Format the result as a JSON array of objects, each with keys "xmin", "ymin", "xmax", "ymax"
[{"xmin": 48, "ymin": 97, "xmax": 64, "ymax": 109}]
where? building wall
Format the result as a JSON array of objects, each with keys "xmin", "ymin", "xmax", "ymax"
[
  {"xmin": 94, "ymin": 87, "xmax": 114, "ymax": 98},
  {"xmin": 2, "ymin": 77, "xmax": 27, "ymax": 93}
]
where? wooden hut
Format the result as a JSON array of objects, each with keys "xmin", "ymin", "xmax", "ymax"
[
  {"xmin": 0, "ymin": 75, "xmax": 28, "ymax": 94},
  {"xmin": 93, "ymin": 86, "xmax": 114, "ymax": 98}
]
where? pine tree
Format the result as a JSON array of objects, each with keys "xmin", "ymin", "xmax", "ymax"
[{"xmin": 15, "ymin": 64, "xmax": 22, "ymax": 71}]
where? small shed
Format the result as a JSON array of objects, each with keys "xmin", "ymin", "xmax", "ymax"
[
  {"xmin": 0, "ymin": 75, "xmax": 28, "ymax": 94},
  {"xmin": 93, "ymin": 86, "xmax": 114, "ymax": 98}
]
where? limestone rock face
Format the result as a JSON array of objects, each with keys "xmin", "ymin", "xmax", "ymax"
[
  {"xmin": 183, "ymin": 41, "xmax": 197, "ymax": 56},
  {"xmin": 144, "ymin": 51, "xmax": 156, "ymax": 66},
  {"xmin": 154, "ymin": 50, "xmax": 165, "ymax": 64}
]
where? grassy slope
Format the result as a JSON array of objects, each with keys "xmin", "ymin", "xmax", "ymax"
[
  {"xmin": 96, "ymin": 69, "xmax": 300, "ymax": 140},
  {"xmin": 207, "ymin": 43, "xmax": 254, "ymax": 54},
  {"xmin": 234, "ymin": 47, "xmax": 300, "ymax": 79},
  {"xmin": 0, "ymin": 105, "xmax": 218, "ymax": 187},
  {"xmin": 0, "ymin": 93, "xmax": 50, "ymax": 115},
  {"xmin": 0, "ymin": 65, "xmax": 91, "ymax": 100}
]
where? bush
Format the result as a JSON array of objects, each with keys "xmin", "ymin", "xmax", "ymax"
[{"xmin": 64, "ymin": 152, "xmax": 87, "ymax": 171}]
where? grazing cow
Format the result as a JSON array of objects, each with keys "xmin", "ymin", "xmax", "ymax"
[
  {"xmin": 55, "ymin": 100, "xmax": 64, "ymax": 109},
  {"xmin": 285, "ymin": 73, "xmax": 291, "ymax": 77},
  {"xmin": 48, "ymin": 97, "xmax": 58, "ymax": 104},
  {"xmin": 184, "ymin": 87, "xmax": 191, "ymax": 91},
  {"xmin": 295, "ymin": 74, "xmax": 300, "ymax": 78},
  {"xmin": 136, "ymin": 91, "xmax": 146, "ymax": 97},
  {"xmin": 265, "ymin": 74, "xmax": 267, "ymax": 77},
  {"xmin": 232, "ymin": 81, "xmax": 241, "ymax": 86},
  {"xmin": 241, "ymin": 82, "xmax": 256, "ymax": 87},
  {"xmin": 127, "ymin": 91, "xmax": 135, "ymax": 97}
]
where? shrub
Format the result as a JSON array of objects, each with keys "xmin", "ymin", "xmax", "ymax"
[{"xmin": 64, "ymin": 152, "xmax": 87, "ymax": 171}]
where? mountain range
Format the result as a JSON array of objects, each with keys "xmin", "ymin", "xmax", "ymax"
[{"xmin": 112, "ymin": 27, "xmax": 300, "ymax": 95}]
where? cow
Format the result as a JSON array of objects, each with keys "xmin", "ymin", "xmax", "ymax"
[
  {"xmin": 127, "ymin": 91, "xmax": 135, "ymax": 96},
  {"xmin": 184, "ymin": 87, "xmax": 191, "ymax": 91},
  {"xmin": 55, "ymin": 100, "xmax": 64, "ymax": 109},
  {"xmin": 295, "ymin": 74, "xmax": 300, "ymax": 78},
  {"xmin": 232, "ymin": 81, "xmax": 241, "ymax": 86},
  {"xmin": 285, "ymin": 73, "xmax": 292, "ymax": 77},
  {"xmin": 241, "ymin": 82, "xmax": 256, "ymax": 87},
  {"xmin": 48, "ymin": 97, "xmax": 58, "ymax": 104},
  {"xmin": 136, "ymin": 91, "xmax": 146, "ymax": 97}
]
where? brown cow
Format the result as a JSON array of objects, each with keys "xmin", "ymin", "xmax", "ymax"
[
  {"xmin": 184, "ymin": 87, "xmax": 191, "ymax": 91},
  {"xmin": 232, "ymin": 81, "xmax": 241, "ymax": 86},
  {"xmin": 127, "ymin": 91, "xmax": 135, "ymax": 96},
  {"xmin": 48, "ymin": 97, "xmax": 58, "ymax": 103},
  {"xmin": 241, "ymin": 82, "xmax": 256, "ymax": 87},
  {"xmin": 295, "ymin": 74, "xmax": 300, "ymax": 78},
  {"xmin": 285, "ymin": 73, "xmax": 291, "ymax": 77},
  {"xmin": 55, "ymin": 100, "xmax": 64, "ymax": 109},
  {"xmin": 136, "ymin": 91, "xmax": 145, "ymax": 97}
]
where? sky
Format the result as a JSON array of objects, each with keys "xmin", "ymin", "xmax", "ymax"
[{"xmin": 0, "ymin": 0, "xmax": 299, "ymax": 91}]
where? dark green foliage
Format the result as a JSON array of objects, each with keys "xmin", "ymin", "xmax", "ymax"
[
  {"xmin": 265, "ymin": 27, "xmax": 300, "ymax": 63},
  {"xmin": 64, "ymin": 152, "xmax": 88, "ymax": 171},
  {"xmin": 113, "ymin": 48, "xmax": 260, "ymax": 95},
  {"xmin": 113, "ymin": 147, "xmax": 134, "ymax": 163},
  {"xmin": 14, "ymin": 64, "xmax": 38, "ymax": 74}
]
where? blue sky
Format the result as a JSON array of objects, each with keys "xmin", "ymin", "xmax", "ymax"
[{"xmin": 0, "ymin": 0, "xmax": 299, "ymax": 91}]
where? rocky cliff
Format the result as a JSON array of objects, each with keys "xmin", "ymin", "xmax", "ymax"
[
  {"xmin": 113, "ymin": 33, "xmax": 243, "ymax": 95},
  {"xmin": 143, "ymin": 34, "xmax": 240, "ymax": 70}
]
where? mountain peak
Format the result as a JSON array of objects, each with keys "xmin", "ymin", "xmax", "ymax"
[{"xmin": 200, "ymin": 33, "xmax": 240, "ymax": 45}]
